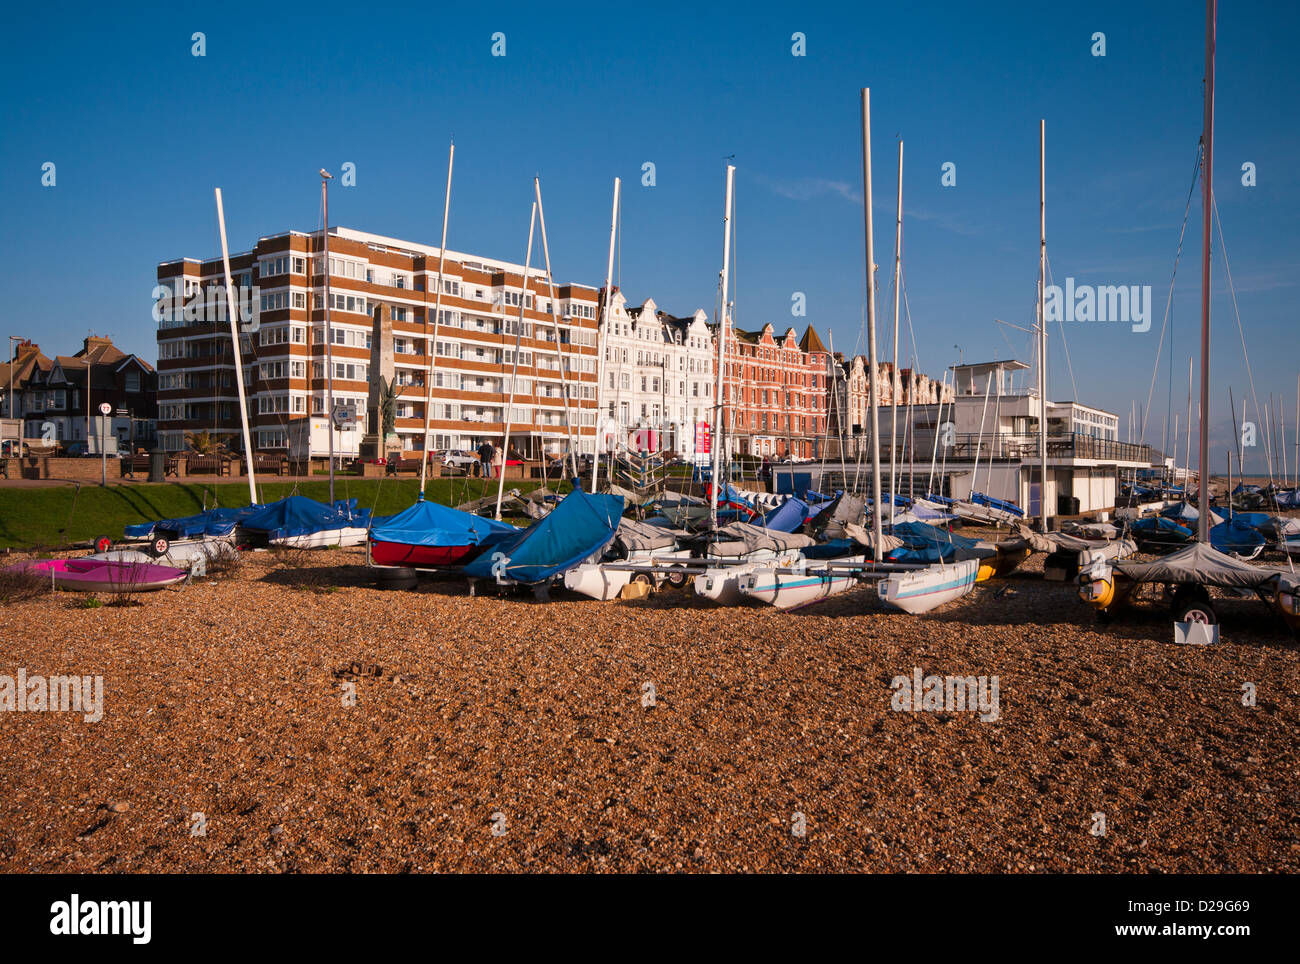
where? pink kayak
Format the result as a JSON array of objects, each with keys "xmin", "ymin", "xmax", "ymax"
[{"xmin": 14, "ymin": 558, "xmax": 188, "ymax": 592}]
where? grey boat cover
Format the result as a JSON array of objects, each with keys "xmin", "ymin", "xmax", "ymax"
[
  {"xmin": 844, "ymin": 522, "xmax": 904, "ymax": 554},
  {"xmin": 1116, "ymin": 541, "xmax": 1288, "ymax": 590},
  {"xmin": 605, "ymin": 483, "xmax": 657, "ymax": 507},
  {"xmin": 456, "ymin": 490, "xmax": 525, "ymax": 516},
  {"xmin": 1016, "ymin": 524, "xmax": 1117, "ymax": 554},
  {"xmin": 1062, "ymin": 521, "xmax": 1120, "ymax": 540},
  {"xmin": 712, "ymin": 521, "xmax": 815, "ymax": 557},
  {"xmin": 615, "ymin": 517, "xmax": 684, "ymax": 552},
  {"xmin": 809, "ymin": 493, "xmax": 867, "ymax": 539}
]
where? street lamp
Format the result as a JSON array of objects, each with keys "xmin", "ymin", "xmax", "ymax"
[{"xmin": 7, "ymin": 335, "xmax": 20, "ymax": 423}]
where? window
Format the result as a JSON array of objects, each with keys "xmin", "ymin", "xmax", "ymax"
[{"xmin": 124, "ymin": 371, "xmax": 140, "ymax": 393}]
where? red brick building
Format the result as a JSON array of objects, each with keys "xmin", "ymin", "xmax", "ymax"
[{"xmin": 713, "ymin": 323, "xmax": 830, "ymax": 458}]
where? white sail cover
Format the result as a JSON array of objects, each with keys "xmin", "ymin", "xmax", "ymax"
[{"xmin": 1116, "ymin": 541, "xmax": 1289, "ymax": 590}]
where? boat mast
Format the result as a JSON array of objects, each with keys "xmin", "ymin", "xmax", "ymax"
[
  {"xmin": 889, "ymin": 140, "xmax": 903, "ymax": 527},
  {"xmin": 214, "ymin": 188, "xmax": 258, "ymax": 506},
  {"xmin": 1197, "ymin": 0, "xmax": 1216, "ymax": 542},
  {"xmin": 861, "ymin": 88, "xmax": 884, "ymax": 560},
  {"xmin": 419, "ymin": 141, "xmax": 455, "ymax": 499},
  {"xmin": 533, "ymin": 177, "xmax": 580, "ymax": 481},
  {"xmin": 710, "ymin": 164, "xmax": 735, "ymax": 536},
  {"xmin": 322, "ymin": 170, "xmax": 335, "ymax": 505},
  {"xmin": 970, "ymin": 371, "xmax": 992, "ymax": 500},
  {"xmin": 1037, "ymin": 119, "xmax": 1049, "ymax": 532},
  {"xmin": 592, "ymin": 177, "xmax": 621, "ymax": 492},
  {"xmin": 1185, "ymin": 357, "xmax": 1193, "ymax": 492},
  {"xmin": 496, "ymin": 202, "xmax": 537, "ymax": 520}
]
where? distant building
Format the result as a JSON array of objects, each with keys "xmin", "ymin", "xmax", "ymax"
[
  {"xmin": 0, "ymin": 336, "xmax": 156, "ymax": 451},
  {"xmin": 854, "ymin": 358, "xmax": 1152, "ymax": 514},
  {"xmin": 597, "ymin": 289, "xmax": 714, "ymax": 457},
  {"xmin": 828, "ymin": 353, "xmax": 955, "ymax": 456},
  {"xmin": 711, "ymin": 322, "xmax": 830, "ymax": 459}
]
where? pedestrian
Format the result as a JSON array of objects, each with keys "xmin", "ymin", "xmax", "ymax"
[
  {"xmin": 492, "ymin": 441, "xmax": 504, "ymax": 479},
  {"xmin": 476, "ymin": 440, "xmax": 494, "ymax": 478}
]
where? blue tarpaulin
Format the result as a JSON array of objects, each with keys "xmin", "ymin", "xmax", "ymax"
[
  {"xmin": 761, "ymin": 497, "xmax": 810, "ymax": 533},
  {"xmin": 370, "ymin": 497, "xmax": 515, "ymax": 547},
  {"xmin": 463, "ymin": 490, "xmax": 624, "ymax": 584},
  {"xmin": 1210, "ymin": 517, "xmax": 1266, "ymax": 557},
  {"xmin": 884, "ymin": 521, "xmax": 984, "ymax": 564},
  {"xmin": 125, "ymin": 505, "xmax": 261, "ymax": 540},
  {"xmin": 970, "ymin": 492, "xmax": 1025, "ymax": 517},
  {"xmin": 239, "ymin": 496, "xmax": 371, "ymax": 541}
]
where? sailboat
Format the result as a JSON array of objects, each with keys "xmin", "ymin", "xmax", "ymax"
[{"xmin": 1078, "ymin": 0, "xmax": 1300, "ymax": 636}]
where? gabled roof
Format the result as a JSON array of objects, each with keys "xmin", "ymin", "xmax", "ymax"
[
  {"xmin": 0, "ymin": 343, "xmax": 51, "ymax": 391},
  {"xmin": 799, "ymin": 325, "xmax": 827, "ymax": 354}
]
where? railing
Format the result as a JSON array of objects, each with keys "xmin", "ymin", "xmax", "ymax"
[{"xmin": 827, "ymin": 431, "xmax": 1156, "ymax": 465}]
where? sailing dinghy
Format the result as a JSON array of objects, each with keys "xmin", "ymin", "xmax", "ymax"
[
  {"xmin": 12, "ymin": 558, "xmax": 188, "ymax": 593},
  {"xmin": 367, "ymin": 495, "xmax": 516, "ymax": 570},
  {"xmin": 877, "ymin": 558, "xmax": 980, "ymax": 614}
]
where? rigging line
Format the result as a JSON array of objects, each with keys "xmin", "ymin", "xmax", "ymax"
[
  {"xmin": 1140, "ymin": 140, "xmax": 1203, "ymax": 442},
  {"xmin": 1043, "ymin": 252, "xmax": 1079, "ymax": 402},
  {"xmin": 1211, "ymin": 190, "xmax": 1276, "ymax": 497}
]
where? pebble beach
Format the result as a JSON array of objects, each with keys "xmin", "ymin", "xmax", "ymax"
[{"xmin": 1, "ymin": 531, "xmax": 1298, "ymax": 873}]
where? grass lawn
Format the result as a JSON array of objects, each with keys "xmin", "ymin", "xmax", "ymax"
[{"xmin": 0, "ymin": 476, "xmax": 560, "ymax": 550}]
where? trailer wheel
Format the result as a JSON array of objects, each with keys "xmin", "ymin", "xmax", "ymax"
[
  {"xmin": 1172, "ymin": 592, "xmax": 1217, "ymax": 625},
  {"xmin": 666, "ymin": 567, "xmax": 687, "ymax": 588},
  {"xmin": 151, "ymin": 537, "xmax": 170, "ymax": 557},
  {"xmin": 632, "ymin": 573, "xmax": 654, "ymax": 594}
]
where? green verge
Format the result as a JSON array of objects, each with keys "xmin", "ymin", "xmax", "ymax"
[{"xmin": 0, "ymin": 476, "xmax": 566, "ymax": 550}]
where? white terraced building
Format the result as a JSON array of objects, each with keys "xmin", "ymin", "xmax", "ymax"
[{"xmin": 597, "ymin": 290, "xmax": 715, "ymax": 459}]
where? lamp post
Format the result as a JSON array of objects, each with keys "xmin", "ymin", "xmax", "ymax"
[
  {"xmin": 320, "ymin": 168, "xmax": 335, "ymax": 504},
  {"xmin": 7, "ymin": 336, "xmax": 20, "ymax": 423}
]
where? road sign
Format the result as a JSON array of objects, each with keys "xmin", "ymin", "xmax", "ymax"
[
  {"xmin": 331, "ymin": 406, "xmax": 356, "ymax": 429},
  {"xmin": 98, "ymin": 402, "xmax": 112, "ymax": 416}
]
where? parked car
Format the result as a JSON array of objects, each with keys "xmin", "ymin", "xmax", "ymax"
[{"xmin": 442, "ymin": 449, "xmax": 481, "ymax": 471}]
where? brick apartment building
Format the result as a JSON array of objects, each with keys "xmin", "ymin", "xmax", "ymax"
[{"xmin": 154, "ymin": 227, "xmax": 600, "ymax": 459}]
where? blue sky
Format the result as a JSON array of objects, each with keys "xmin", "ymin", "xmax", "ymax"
[{"xmin": 2, "ymin": 0, "xmax": 1296, "ymax": 473}]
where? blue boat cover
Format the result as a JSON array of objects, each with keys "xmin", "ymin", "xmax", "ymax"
[
  {"xmin": 1133, "ymin": 516, "xmax": 1194, "ymax": 541},
  {"xmin": 761, "ymin": 497, "xmax": 810, "ymax": 533},
  {"xmin": 369, "ymin": 496, "xmax": 515, "ymax": 547},
  {"xmin": 1221, "ymin": 510, "xmax": 1268, "ymax": 528},
  {"xmin": 801, "ymin": 538, "xmax": 857, "ymax": 559},
  {"xmin": 885, "ymin": 521, "xmax": 983, "ymax": 564},
  {"xmin": 124, "ymin": 505, "xmax": 261, "ymax": 540},
  {"xmin": 1209, "ymin": 517, "xmax": 1266, "ymax": 556},
  {"xmin": 970, "ymin": 492, "xmax": 1025, "ymax": 517},
  {"xmin": 239, "ymin": 496, "xmax": 371, "ymax": 541},
  {"xmin": 463, "ymin": 490, "xmax": 625, "ymax": 584}
]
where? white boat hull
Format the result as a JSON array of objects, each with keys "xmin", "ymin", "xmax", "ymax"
[
  {"xmin": 693, "ymin": 549, "xmax": 805, "ymax": 605},
  {"xmin": 739, "ymin": 556, "xmax": 865, "ymax": 610},
  {"xmin": 269, "ymin": 527, "xmax": 369, "ymax": 549},
  {"xmin": 86, "ymin": 535, "xmax": 237, "ymax": 570},
  {"xmin": 877, "ymin": 558, "xmax": 979, "ymax": 614}
]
